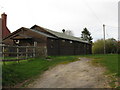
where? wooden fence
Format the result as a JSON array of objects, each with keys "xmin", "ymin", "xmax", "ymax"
[{"xmin": 0, "ymin": 45, "xmax": 36, "ymax": 64}]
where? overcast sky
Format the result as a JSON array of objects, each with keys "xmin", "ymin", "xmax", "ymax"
[{"xmin": 0, "ymin": 0, "xmax": 119, "ymax": 42}]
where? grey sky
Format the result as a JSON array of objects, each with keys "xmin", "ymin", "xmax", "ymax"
[{"xmin": 0, "ymin": 0, "xmax": 118, "ymax": 41}]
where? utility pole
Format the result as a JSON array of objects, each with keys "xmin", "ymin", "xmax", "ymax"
[{"xmin": 103, "ymin": 24, "xmax": 106, "ymax": 54}]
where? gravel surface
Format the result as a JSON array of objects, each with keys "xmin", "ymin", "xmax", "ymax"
[{"xmin": 27, "ymin": 57, "xmax": 110, "ymax": 88}]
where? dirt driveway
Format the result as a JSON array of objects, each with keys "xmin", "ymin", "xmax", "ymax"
[{"xmin": 27, "ymin": 58, "xmax": 110, "ymax": 88}]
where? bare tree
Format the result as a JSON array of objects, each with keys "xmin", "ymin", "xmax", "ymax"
[{"xmin": 65, "ymin": 30, "xmax": 74, "ymax": 36}]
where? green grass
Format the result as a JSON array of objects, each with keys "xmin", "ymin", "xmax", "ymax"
[
  {"xmin": 80, "ymin": 54, "xmax": 119, "ymax": 88},
  {"xmin": 1, "ymin": 56, "xmax": 31, "ymax": 65},
  {"xmin": 2, "ymin": 56, "xmax": 79, "ymax": 87},
  {"xmin": 81, "ymin": 54, "xmax": 118, "ymax": 77}
]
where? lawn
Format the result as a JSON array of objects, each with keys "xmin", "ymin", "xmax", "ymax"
[{"xmin": 2, "ymin": 56, "xmax": 79, "ymax": 87}]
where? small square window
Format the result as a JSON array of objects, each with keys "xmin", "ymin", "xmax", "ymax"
[
  {"xmin": 70, "ymin": 41, "xmax": 72, "ymax": 43},
  {"xmin": 51, "ymin": 40, "xmax": 54, "ymax": 42},
  {"xmin": 51, "ymin": 45, "xmax": 53, "ymax": 48},
  {"xmin": 62, "ymin": 40, "xmax": 65, "ymax": 42}
]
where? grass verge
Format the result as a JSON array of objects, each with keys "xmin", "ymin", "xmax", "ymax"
[
  {"xmin": 2, "ymin": 56, "xmax": 79, "ymax": 87},
  {"xmin": 80, "ymin": 54, "xmax": 119, "ymax": 88}
]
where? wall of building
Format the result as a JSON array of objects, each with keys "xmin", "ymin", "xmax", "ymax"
[
  {"xmin": 59, "ymin": 39, "xmax": 74, "ymax": 55},
  {"xmin": 47, "ymin": 38, "xmax": 59, "ymax": 56},
  {"xmin": 47, "ymin": 38, "xmax": 92, "ymax": 56},
  {"xmin": 0, "ymin": 19, "xmax": 2, "ymax": 43},
  {"xmin": 74, "ymin": 42, "xmax": 84, "ymax": 55}
]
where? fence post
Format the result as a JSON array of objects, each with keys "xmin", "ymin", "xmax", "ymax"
[
  {"xmin": 2, "ymin": 45, "xmax": 5, "ymax": 65},
  {"xmin": 17, "ymin": 45, "xmax": 19, "ymax": 64},
  {"xmin": 26, "ymin": 46, "xmax": 28, "ymax": 61},
  {"xmin": 33, "ymin": 47, "xmax": 35, "ymax": 57},
  {"xmin": 33, "ymin": 42, "xmax": 37, "ymax": 57}
]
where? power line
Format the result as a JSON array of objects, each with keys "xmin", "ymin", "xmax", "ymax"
[
  {"xmin": 105, "ymin": 25, "xmax": 118, "ymax": 28},
  {"xmin": 106, "ymin": 30, "xmax": 109, "ymax": 37},
  {"xmin": 0, "ymin": 5, "xmax": 4, "ymax": 14},
  {"xmin": 82, "ymin": 1, "xmax": 118, "ymax": 29},
  {"xmin": 82, "ymin": 0, "xmax": 103, "ymax": 25},
  {"xmin": 81, "ymin": 0, "xmax": 118, "ymax": 41}
]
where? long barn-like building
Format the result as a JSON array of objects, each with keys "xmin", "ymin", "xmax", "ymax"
[{"xmin": 3, "ymin": 25, "xmax": 92, "ymax": 56}]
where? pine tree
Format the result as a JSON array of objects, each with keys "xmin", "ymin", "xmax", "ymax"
[{"xmin": 81, "ymin": 27, "xmax": 93, "ymax": 43}]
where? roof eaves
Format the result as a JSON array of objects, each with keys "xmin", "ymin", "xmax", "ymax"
[{"xmin": 3, "ymin": 27, "xmax": 25, "ymax": 40}]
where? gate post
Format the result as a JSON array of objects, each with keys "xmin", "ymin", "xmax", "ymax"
[
  {"xmin": 33, "ymin": 42, "xmax": 37, "ymax": 57},
  {"xmin": 2, "ymin": 45, "xmax": 5, "ymax": 65},
  {"xmin": 17, "ymin": 45, "xmax": 19, "ymax": 64},
  {"xmin": 26, "ymin": 46, "xmax": 28, "ymax": 59}
]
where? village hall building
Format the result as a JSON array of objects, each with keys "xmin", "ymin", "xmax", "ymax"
[
  {"xmin": 3, "ymin": 25, "xmax": 92, "ymax": 56},
  {"xmin": 1, "ymin": 13, "xmax": 92, "ymax": 56}
]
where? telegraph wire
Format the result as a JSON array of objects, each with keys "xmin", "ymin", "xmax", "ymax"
[
  {"xmin": 82, "ymin": 0, "xmax": 118, "ymax": 29},
  {"xmin": 105, "ymin": 25, "xmax": 119, "ymax": 28},
  {"xmin": 0, "ymin": 5, "xmax": 4, "ymax": 14},
  {"xmin": 106, "ymin": 29, "xmax": 109, "ymax": 37},
  {"xmin": 82, "ymin": 0, "xmax": 103, "ymax": 25},
  {"xmin": 82, "ymin": 0, "xmax": 118, "ymax": 39}
]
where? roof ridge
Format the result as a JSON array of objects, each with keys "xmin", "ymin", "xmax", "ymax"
[
  {"xmin": 43, "ymin": 27, "xmax": 86, "ymax": 41},
  {"xmin": 31, "ymin": 25, "xmax": 89, "ymax": 43}
]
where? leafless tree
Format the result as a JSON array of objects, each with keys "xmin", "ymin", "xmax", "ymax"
[{"xmin": 65, "ymin": 30, "xmax": 74, "ymax": 36}]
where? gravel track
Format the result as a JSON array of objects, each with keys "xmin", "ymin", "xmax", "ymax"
[{"xmin": 27, "ymin": 57, "xmax": 110, "ymax": 88}]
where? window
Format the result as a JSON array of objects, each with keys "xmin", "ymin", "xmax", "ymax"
[
  {"xmin": 51, "ymin": 45, "xmax": 53, "ymax": 48},
  {"xmin": 62, "ymin": 40, "xmax": 65, "ymax": 42},
  {"xmin": 51, "ymin": 39, "xmax": 54, "ymax": 42},
  {"xmin": 70, "ymin": 41, "xmax": 72, "ymax": 43}
]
